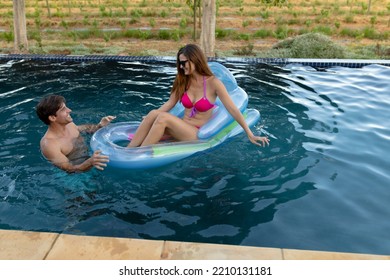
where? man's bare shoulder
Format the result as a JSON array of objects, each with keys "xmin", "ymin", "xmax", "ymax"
[
  {"xmin": 39, "ymin": 125, "xmax": 75, "ymax": 155},
  {"xmin": 40, "ymin": 134, "xmax": 60, "ymax": 156}
]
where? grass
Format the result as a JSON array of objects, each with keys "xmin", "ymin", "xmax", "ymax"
[{"xmin": 1, "ymin": 0, "xmax": 389, "ymax": 58}]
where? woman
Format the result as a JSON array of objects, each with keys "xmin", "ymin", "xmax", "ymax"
[{"xmin": 127, "ymin": 44, "xmax": 269, "ymax": 147}]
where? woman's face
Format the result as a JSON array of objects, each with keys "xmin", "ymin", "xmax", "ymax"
[{"xmin": 178, "ymin": 54, "xmax": 192, "ymax": 75}]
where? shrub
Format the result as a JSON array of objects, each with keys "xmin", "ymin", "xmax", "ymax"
[
  {"xmin": 0, "ymin": 31, "xmax": 14, "ymax": 43},
  {"xmin": 242, "ymin": 20, "xmax": 251, "ymax": 28},
  {"xmin": 253, "ymin": 29, "xmax": 273, "ymax": 38},
  {"xmin": 215, "ymin": 28, "xmax": 236, "ymax": 39},
  {"xmin": 130, "ymin": 9, "xmax": 143, "ymax": 18},
  {"xmin": 274, "ymin": 25, "xmax": 289, "ymax": 39},
  {"xmin": 340, "ymin": 28, "xmax": 360, "ymax": 37},
  {"xmin": 345, "ymin": 14, "xmax": 354, "ymax": 23},
  {"xmin": 158, "ymin": 29, "xmax": 171, "ymax": 40},
  {"xmin": 233, "ymin": 43, "xmax": 255, "ymax": 56},
  {"xmin": 179, "ymin": 18, "xmax": 187, "ymax": 28},
  {"xmin": 236, "ymin": 33, "xmax": 251, "ymax": 40},
  {"xmin": 312, "ymin": 25, "xmax": 333, "ymax": 35},
  {"xmin": 149, "ymin": 18, "xmax": 156, "ymax": 27},
  {"xmin": 272, "ymin": 32, "xmax": 346, "ymax": 58}
]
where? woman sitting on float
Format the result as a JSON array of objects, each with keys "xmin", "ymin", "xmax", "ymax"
[{"xmin": 127, "ymin": 44, "xmax": 270, "ymax": 148}]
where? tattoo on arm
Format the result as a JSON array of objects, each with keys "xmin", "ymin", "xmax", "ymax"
[{"xmin": 78, "ymin": 123, "xmax": 102, "ymax": 133}]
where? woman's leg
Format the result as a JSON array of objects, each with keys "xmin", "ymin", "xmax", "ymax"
[
  {"xmin": 141, "ymin": 112, "xmax": 198, "ymax": 146},
  {"xmin": 127, "ymin": 110, "xmax": 161, "ymax": 147}
]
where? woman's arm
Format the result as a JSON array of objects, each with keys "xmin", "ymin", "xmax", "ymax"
[
  {"xmin": 214, "ymin": 78, "xmax": 269, "ymax": 147},
  {"xmin": 157, "ymin": 94, "xmax": 178, "ymax": 112}
]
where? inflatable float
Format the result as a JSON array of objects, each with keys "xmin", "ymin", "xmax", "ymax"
[{"xmin": 90, "ymin": 62, "xmax": 260, "ymax": 169}]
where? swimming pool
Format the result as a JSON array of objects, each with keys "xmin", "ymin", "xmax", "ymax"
[{"xmin": 0, "ymin": 58, "xmax": 389, "ymax": 256}]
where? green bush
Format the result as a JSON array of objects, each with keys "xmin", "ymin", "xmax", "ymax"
[
  {"xmin": 362, "ymin": 27, "xmax": 377, "ymax": 39},
  {"xmin": 236, "ymin": 33, "xmax": 251, "ymax": 40},
  {"xmin": 158, "ymin": 29, "xmax": 171, "ymax": 40},
  {"xmin": 179, "ymin": 18, "xmax": 187, "ymax": 29},
  {"xmin": 340, "ymin": 28, "xmax": 360, "ymax": 38},
  {"xmin": 272, "ymin": 32, "xmax": 346, "ymax": 58},
  {"xmin": 130, "ymin": 9, "xmax": 143, "ymax": 18},
  {"xmin": 215, "ymin": 28, "xmax": 236, "ymax": 39},
  {"xmin": 0, "ymin": 31, "xmax": 13, "ymax": 43},
  {"xmin": 123, "ymin": 29, "xmax": 152, "ymax": 40},
  {"xmin": 274, "ymin": 25, "xmax": 289, "ymax": 39},
  {"xmin": 233, "ymin": 43, "xmax": 255, "ymax": 56},
  {"xmin": 253, "ymin": 29, "xmax": 273, "ymax": 38},
  {"xmin": 312, "ymin": 25, "xmax": 333, "ymax": 36},
  {"xmin": 149, "ymin": 18, "xmax": 156, "ymax": 27}
]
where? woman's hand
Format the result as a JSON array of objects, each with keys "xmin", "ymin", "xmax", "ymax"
[{"xmin": 248, "ymin": 134, "xmax": 270, "ymax": 147}]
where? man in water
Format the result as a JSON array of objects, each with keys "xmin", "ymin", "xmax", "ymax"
[{"xmin": 36, "ymin": 94, "xmax": 116, "ymax": 173}]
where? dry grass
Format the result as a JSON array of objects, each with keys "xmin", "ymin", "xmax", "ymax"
[{"xmin": 0, "ymin": 0, "xmax": 389, "ymax": 57}]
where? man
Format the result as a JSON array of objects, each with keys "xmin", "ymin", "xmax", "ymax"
[{"xmin": 36, "ymin": 95, "xmax": 116, "ymax": 173}]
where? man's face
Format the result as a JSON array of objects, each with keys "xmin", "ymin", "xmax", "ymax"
[{"xmin": 53, "ymin": 102, "xmax": 73, "ymax": 124}]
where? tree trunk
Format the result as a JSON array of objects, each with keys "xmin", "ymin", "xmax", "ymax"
[
  {"xmin": 192, "ymin": 0, "xmax": 198, "ymax": 40},
  {"xmin": 198, "ymin": 0, "xmax": 201, "ymax": 29},
  {"xmin": 45, "ymin": 0, "xmax": 51, "ymax": 18},
  {"xmin": 367, "ymin": 0, "xmax": 372, "ymax": 13},
  {"xmin": 200, "ymin": 0, "xmax": 216, "ymax": 57},
  {"xmin": 13, "ymin": 0, "xmax": 28, "ymax": 53}
]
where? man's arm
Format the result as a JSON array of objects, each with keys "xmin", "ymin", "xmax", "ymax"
[
  {"xmin": 78, "ymin": 115, "xmax": 116, "ymax": 133},
  {"xmin": 41, "ymin": 139, "xmax": 109, "ymax": 173}
]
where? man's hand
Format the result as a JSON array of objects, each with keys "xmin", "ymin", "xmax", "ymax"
[
  {"xmin": 90, "ymin": 150, "xmax": 109, "ymax": 170},
  {"xmin": 98, "ymin": 115, "xmax": 116, "ymax": 127},
  {"xmin": 78, "ymin": 116, "xmax": 116, "ymax": 133}
]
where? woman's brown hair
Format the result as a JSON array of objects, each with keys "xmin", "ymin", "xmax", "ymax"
[{"xmin": 171, "ymin": 44, "xmax": 214, "ymax": 102}]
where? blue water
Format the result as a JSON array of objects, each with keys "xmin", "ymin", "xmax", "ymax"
[{"xmin": 0, "ymin": 60, "xmax": 389, "ymax": 255}]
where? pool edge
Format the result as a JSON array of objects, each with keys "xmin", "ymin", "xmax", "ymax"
[
  {"xmin": 1, "ymin": 53, "xmax": 390, "ymax": 68},
  {"xmin": 0, "ymin": 229, "xmax": 388, "ymax": 260}
]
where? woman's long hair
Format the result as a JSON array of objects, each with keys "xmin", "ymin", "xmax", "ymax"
[{"xmin": 171, "ymin": 44, "xmax": 214, "ymax": 103}]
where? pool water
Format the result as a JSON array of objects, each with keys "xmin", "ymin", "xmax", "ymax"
[{"xmin": 0, "ymin": 60, "xmax": 389, "ymax": 255}]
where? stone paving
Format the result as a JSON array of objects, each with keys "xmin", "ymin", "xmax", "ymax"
[{"xmin": 1, "ymin": 229, "xmax": 389, "ymax": 260}]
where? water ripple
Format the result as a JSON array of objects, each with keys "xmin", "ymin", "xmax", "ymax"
[{"xmin": 0, "ymin": 60, "xmax": 389, "ymax": 255}]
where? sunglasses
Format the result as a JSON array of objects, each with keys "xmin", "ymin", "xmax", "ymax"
[{"xmin": 178, "ymin": 60, "xmax": 188, "ymax": 67}]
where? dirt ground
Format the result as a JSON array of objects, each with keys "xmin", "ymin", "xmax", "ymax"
[{"xmin": 1, "ymin": 0, "xmax": 389, "ymax": 56}]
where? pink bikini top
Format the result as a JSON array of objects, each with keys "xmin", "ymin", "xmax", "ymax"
[{"xmin": 181, "ymin": 76, "xmax": 215, "ymax": 117}]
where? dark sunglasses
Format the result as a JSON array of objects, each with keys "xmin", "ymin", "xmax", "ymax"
[{"xmin": 178, "ymin": 60, "xmax": 188, "ymax": 67}]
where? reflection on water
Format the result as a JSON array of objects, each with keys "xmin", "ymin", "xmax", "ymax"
[{"xmin": 0, "ymin": 60, "xmax": 389, "ymax": 255}]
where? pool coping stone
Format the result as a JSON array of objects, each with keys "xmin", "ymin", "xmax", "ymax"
[{"xmin": 1, "ymin": 229, "xmax": 389, "ymax": 260}]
